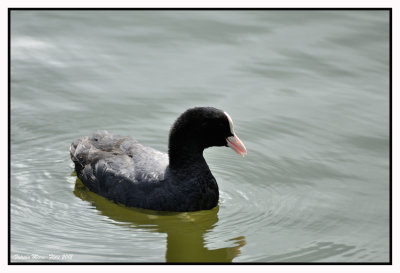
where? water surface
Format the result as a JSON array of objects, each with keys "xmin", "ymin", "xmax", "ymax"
[{"xmin": 10, "ymin": 10, "xmax": 390, "ymax": 263}]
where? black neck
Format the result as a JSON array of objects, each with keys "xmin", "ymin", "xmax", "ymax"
[
  {"xmin": 168, "ymin": 143, "xmax": 207, "ymax": 169},
  {"xmin": 168, "ymin": 135, "xmax": 208, "ymax": 169}
]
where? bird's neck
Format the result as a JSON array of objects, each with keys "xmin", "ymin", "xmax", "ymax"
[{"xmin": 168, "ymin": 136, "xmax": 210, "ymax": 171}]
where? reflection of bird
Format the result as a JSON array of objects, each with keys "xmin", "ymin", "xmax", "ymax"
[
  {"xmin": 73, "ymin": 179, "xmax": 246, "ymax": 263},
  {"xmin": 70, "ymin": 107, "xmax": 246, "ymax": 212},
  {"xmin": 166, "ymin": 231, "xmax": 246, "ymax": 263}
]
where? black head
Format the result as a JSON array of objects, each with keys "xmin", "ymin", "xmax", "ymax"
[{"xmin": 168, "ymin": 107, "xmax": 246, "ymax": 165}]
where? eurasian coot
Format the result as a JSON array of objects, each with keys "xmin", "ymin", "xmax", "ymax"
[{"xmin": 70, "ymin": 107, "xmax": 247, "ymax": 212}]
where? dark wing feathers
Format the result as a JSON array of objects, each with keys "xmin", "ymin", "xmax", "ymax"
[{"xmin": 70, "ymin": 130, "xmax": 168, "ymax": 206}]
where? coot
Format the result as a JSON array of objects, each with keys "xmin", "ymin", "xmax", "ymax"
[{"xmin": 70, "ymin": 107, "xmax": 247, "ymax": 212}]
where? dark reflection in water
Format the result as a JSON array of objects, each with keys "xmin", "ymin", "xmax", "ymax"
[{"xmin": 73, "ymin": 178, "xmax": 246, "ymax": 263}]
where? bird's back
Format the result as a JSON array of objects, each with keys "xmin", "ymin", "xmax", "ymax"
[{"xmin": 70, "ymin": 130, "xmax": 169, "ymax": 207}]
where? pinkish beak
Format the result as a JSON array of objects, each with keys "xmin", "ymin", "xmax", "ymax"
[{"xmin": 226, "ymin": 134, "xmax": 247, "ymax": 157}]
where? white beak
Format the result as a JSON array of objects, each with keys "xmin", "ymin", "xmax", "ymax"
[{"xmin": 226, "ymin": 134, "xmax": 247, "ymax": 157}]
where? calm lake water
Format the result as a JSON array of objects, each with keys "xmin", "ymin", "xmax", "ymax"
[{"xmin": 10, "ymin": 10, "xmax": 390, "ymax": 263}]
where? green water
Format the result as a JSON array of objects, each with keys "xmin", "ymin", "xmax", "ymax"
[{"xmin": 10, "ymin": 10, "xmax": 390, "ymax": 263}]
